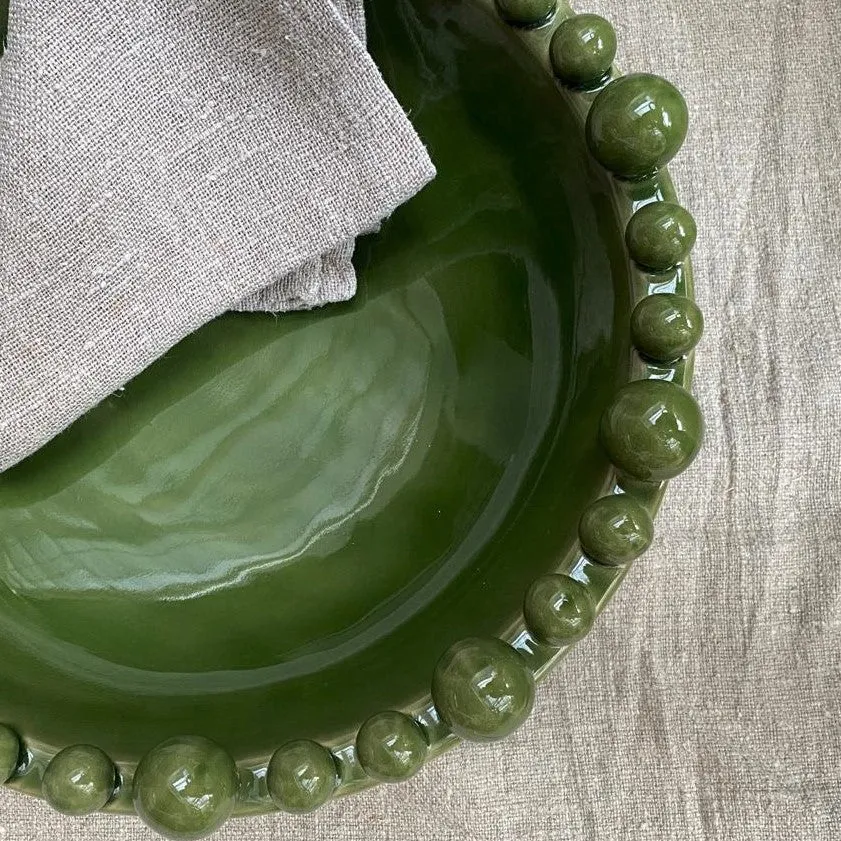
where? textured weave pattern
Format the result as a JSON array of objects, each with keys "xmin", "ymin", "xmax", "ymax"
[
  {"xmin": 234, "ymin": 0, "xmax": 368, "ymax": 313},
  {"xmin": 0, "ymin": 0, "xmax": 435, "ymax": 471},
  {"xmin": 1, "ymin": 0, "xmax": 840, "ymax": 837}
]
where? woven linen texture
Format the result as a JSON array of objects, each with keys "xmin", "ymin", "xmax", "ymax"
[{"xmin": 0, "ymin": 0, "xmax": 434, "ymax": 471}]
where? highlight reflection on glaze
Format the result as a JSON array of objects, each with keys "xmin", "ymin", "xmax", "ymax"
[{"xmin": 1, "ymin": 288, "xmax": 455, "ymax": 600}]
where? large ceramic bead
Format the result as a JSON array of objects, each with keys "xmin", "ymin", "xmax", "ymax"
[
  {"xmin": 133, "ymin": 736, "xmax": 239, "ymax": 840},
  {"xmin": 586, "ymin": 74, "xmax": 688, "ymax": 179},
  {"xmin": 432, "ymin": 637, "xmax": 535, "ymax": 742},
  {"xmin": 632, "ymin": 293, "xmax": 704, "ymax": 361},
  {"xmin": 601, "ymin": 380, "xmax": 703, "ymax": 482},
  {"xmin": 42, "ymin": 745, "xmax": 115, "ymax": 815},
  {"xmin": 356, "ymin": 711, "xmax": 427, "ymax": 782},
  {"xmin": 550, "ymin": 14, "xmax": 616, "ymax": 88},
  {"xmin": 524, "ymin": 574, "xmax": 595, "ymax": 646},
  {"xmin": 579, "ymin": 495, "xmax": 654, "ymax": 565},
  {"xmin": 266, "ymin": 740, "xmax": 337, "ymax": 813}
]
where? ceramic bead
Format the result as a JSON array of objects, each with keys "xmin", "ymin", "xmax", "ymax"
[
  {"xmin": 42, "ymin": 745, "xmax": 115, "ymax": 815},
  {"xmin": 626, "ymin": 202, "xmax": 697, "ymax": 271},
  {"xmin": 550, "ymin": 14, "xmax": 616, "ymax": 88},
  {"xmin": 601, "ymin": 379, "xmax": 703, "ymax": 481},
  {"xmin": 632, "ymin": 293, "xmax": 704, "ymax": 361},
  {"xmin": 356, "ymin": 712, "xmax": 427, "ymax": 782},
  {"xmin": 579, "ymin": 494, "xmax": 654, "ymax": 565},
  {"xmin": 586, "ymin": 73, "xmax": 688, "ymax": 179},
  {"xmin": 0, "ymin": 726, "xmax": 20, "ymax": 783},
  {"xmin": 432, "ymin": 637, "xmax": 534, "ymax": 742},
  {"xmin": 266, "ymin": 739, "xmax": 337, "ymax": 813},
  {"xmin": 524, "ymin": 574, "xmax": 595, "ymax": 646},
  {"xmin": 495, "ymin": 0, "xmax": 556, "ymax": 27},
  {"xmin": 133, "ymin": 737, "xmax": 239, "ymax": 840}
]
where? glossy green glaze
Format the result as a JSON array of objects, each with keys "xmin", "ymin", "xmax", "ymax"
[
  {"xmin": 266, "ymin": 740, "xmax": 337, "ymax": 813},
  {"xmin": 0, "ymin": 0, "xmax": 625, "ymax": 766},
  {"xmin": 632, "ymin": 293, "xmax": 704, "ymax": 361},
  {"xmin": 578, "ymin": 495, "xmax": 654, "ymax": 566},
  {"xmin": 550, "ymin": 14, "xmax": 616, "ymax": 88},
  {"xmin": 601, "ymin": 380, "xmax": 704, "ymax": 482},
  {"xmin": 356, "ymin": 712, "xmax": 428, "ymax": 782},
  {"xmin": 586, "ymin": 74, "xmax": 689, "ymax": 179},
  {"xmin": 523, "ymin": 574, "xmax": 595, "ymax": 646},
  {"xmin": 495, "ymin": 0, "xmax": 557, "ymax": 27},
  {"xmin": 431, "ymin": 638, "xmax": 535, "ymax": 742},
  {"xmin": 626, "ymin": 202, "xmax": 697, "ymax": 271},
  {"xmin": 133, "ymin": 737, "xmax": 239, "ymax": 839},
  {"xmin": 0, "ymin": 726, "xmax": 20, "ymax": 784},
  {"xmin": 0, "ymin": 0, "xmax": 703, "ymax": 829},
  {"xmin": 42, "ymin": 745, "xmax": 115, "ymax": 816}
]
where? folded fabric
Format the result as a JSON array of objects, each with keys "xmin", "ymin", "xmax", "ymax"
[
  {"xmin": 236, "ymin": 0, "xmax": 370, "ymax": 313},
  {"xmin": 0, "ymin": 0, "xmax": 435, "ymax": 472}
]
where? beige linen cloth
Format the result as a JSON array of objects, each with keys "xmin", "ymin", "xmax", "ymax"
[
  {"xmin": 0, "ymin": 0, "xmax": 434, "ymax": 472},
  {"xmin": 2, "ymin": 0, "xmax": 840, "ymax": 837}
]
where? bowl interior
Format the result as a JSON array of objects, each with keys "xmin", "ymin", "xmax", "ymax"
[{"xmin": 0, "ymin": 0, "xmax": 629, "ymax": 762}]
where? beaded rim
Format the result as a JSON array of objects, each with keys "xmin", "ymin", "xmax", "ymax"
[{"xmin": 0, "ymin": 0, "xmax": 703, "ymax": 835}]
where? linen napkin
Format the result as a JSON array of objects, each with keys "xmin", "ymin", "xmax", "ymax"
[
  {"xmin": 0, "ymin": 0, "xmax": 435, "ymax": 472},
  {"xmin": 236, "ymin": 0, "xmax": 371, "ymax": 313}
]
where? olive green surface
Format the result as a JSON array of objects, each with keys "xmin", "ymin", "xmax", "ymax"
[
  {"xmin": 431, "ymin": 638, "xmax": 535, "ymax": 742},
  {"xmin": 523, "ymin": 574, "xmax": 595, "ymax": 646},
  {"xmin": 586, "ymin": 73, "xmax": 689, "ymax": 179},
  {"xmin": 0, "ymin": 0, "xmax": 703, "ymax": 826},
  {"xmin": 266, "ymin": 740, "xmax": 337, "ymax": 813},
  {"xmin": 626, "ymin": 202, "xmax": 697, "ymax": 271},
  {"xmin": 0, "ymin": 0, "xmax": 628, "ymax": 764},
  {"xmin": 133, "ymin": 737, "xmax": 239, "ymax": 840},
  {"xmin": 578, "ymin": 494, "xmax": 654, "ymax": 566},
  {"xmin": 0, "ymin": 726, "xmax": 19, "ymax": 784},
  {"xmin": 601, "ymin": 380, "xmax": 704, "ymax": 483},
  {"xmin": 42, "ymin": 745, "xmax": 115, "ymax": 816},
  {"xmin": 632, "ymin": 293, "xmax": 704, "ymax": 361},
  {"xmin": 550, "ymin": 14, "xmax": 616, "ymax": 88},
  {"xmin": 355, "ymin": 712, "xmax": 428, "ymax": 782}
]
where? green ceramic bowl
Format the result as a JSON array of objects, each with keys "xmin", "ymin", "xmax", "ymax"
[{"xmin": 0, "ymin": 0, "xmax": 702, "ymax": 836}]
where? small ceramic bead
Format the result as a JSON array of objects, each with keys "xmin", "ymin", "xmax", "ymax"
[
  {"xmin": 601, "ymin": 379, "xmax": 703, "ymax": 482},
  {"xmin": 356, "ymin": 711, "xmax": 427, "ymax": 782},
  {"xmin": 524, "ymin": 574, "xmax": 595, "ymax": 646},
  {"xmin": 586, "ymin": 73, "xmax": 688, "ymax": 179},
  {"xmin": 632, "ymin": 293, "xmax": 704, "ymax": 361},
  {"xmin": 550, "ymin": 14, "xmax": 616, "ymax": 88},
  {"xmin": 432, "ymin": 637, "xmax": 534, "ymax": 742},
  {"xmin": 626, "ymin": 202, "xmax": 697, "ymax": 271},
  {"xmin": 495, "ymin": 0, "xmax": 556, "ymax": 28},
  {"xmin": 0, "ymin": 725, "xmax": 20, "ymax": 783},
  {"xmin": 42, "ymin": 745, "xmax": 115, "ymax": 816},
  {"xmin": 266, "ymin": 739, "xmax": 337, "ymax": 813},
  {"xmin": 133, "ymin": 736, "xmax": 239, "ymax": 840},
  {"xmin": 579, "ymin": 495, "xmax": 654, "ymax": 566}
]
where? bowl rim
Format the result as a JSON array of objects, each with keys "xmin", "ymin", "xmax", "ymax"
[{"xmin": 1, "ymin": 0, "xmax": 703, "ymax": 832}]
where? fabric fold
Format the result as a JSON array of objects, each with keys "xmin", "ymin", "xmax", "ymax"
[
  {"xmin": 0, "ymin": 0, "xmax": 435, "ymax": 471},
  {"xmin": 235, "ymin": 0, "xmax": 370, "ymax": 312}
]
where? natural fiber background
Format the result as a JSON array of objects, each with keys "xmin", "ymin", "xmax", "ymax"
[{"xmin": 2, "ymin": 0, "xmax": 839, "ymax": 837}]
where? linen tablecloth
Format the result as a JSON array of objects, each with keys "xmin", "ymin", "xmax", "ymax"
[{"xmin": 2, "ymin": 0, "xmax": 838, "ymax": 837}]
